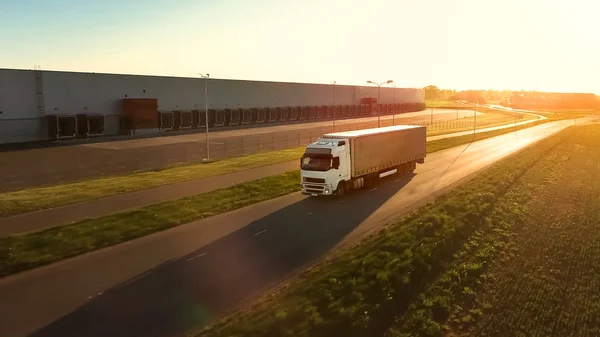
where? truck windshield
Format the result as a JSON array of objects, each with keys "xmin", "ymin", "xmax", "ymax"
[{"xmin": 301, "ymin": 155, "xmax": 332, "ymax": 171}]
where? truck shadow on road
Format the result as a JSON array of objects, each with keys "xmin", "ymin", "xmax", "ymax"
[{"xmin": 31, "ymin": 173, "xmax": 415, "ymax": 337}]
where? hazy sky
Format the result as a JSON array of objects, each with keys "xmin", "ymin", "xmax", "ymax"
[{"xmin": 1, "ymin": 0, "xmax": 599, "ymax": 93}]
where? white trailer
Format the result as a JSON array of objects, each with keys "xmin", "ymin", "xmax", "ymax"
[{"xmin": 300, "ymin": 125, "xmax": 426, "ymax": 196}]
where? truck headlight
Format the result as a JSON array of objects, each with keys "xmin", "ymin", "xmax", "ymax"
[{"xmin": 324, "ymin": 187, "xmax": 330, "ymax": 194}]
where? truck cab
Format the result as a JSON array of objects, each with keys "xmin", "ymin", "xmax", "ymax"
[{"xmin": 300, "ymin": 138, "xmax": 350, "ymax": 196}]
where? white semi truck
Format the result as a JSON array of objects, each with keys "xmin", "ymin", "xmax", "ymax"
[{"xmin": 300, "ymin": 125, "xmax": 426, "ymax": 196}]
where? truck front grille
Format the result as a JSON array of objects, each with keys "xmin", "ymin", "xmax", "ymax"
[
  {"xmin": 302, "ymin": 183, "xmax": 326, "ymax": 194},
  {"xmin": 303, "ymin": 177, "xmax": 325, "ymax": 183}
]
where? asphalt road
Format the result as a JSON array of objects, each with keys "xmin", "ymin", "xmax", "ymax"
[
  {"xmin": 0, "ymin": 117, "xmax": 587, "ymax": 337},
  {"xmin": 0, "ymin": 109, "xmax": 478, "ymax": 192}
]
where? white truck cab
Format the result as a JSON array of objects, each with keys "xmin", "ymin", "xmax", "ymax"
[{"xmin": 300, "ymin": 138, "xmax": 350, "ymax": 196}]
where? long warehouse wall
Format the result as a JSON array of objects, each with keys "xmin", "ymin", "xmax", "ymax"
[{"xmin": 0, "ymin": 68, "xmax": 425, "ymax": 144}]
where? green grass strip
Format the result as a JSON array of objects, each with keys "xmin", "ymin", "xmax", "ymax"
[
  {"xmin": 0, "ymin": 147, "xmax": 305, "ymax": 218},
  {"xmin": 0, "ymin": 171, "xmax": 301, "ymax": 277}
]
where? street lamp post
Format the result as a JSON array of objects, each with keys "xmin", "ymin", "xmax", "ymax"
[
  {"xmin": 332, "ymin": 81, "xmax": 336, "ymax": 132},
  {"xmin": 392, "ymin": 84, "xmax": 396, "ymax": 125},
  {"xmin": 366, "ymin": 80, "xmax": 393, "ymax": 127},
  {"xmin": 474, "ymin": 103, "xmax": 477, "ymax": 134},
  {"xmin": 431, "ymin": 107, "xmax": 433, "ymax": 124},
  {"xmin": 199, "ymin": 73, "xmax": 210, "ymax": 160}
]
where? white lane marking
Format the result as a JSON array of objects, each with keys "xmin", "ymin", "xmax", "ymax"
[
  {"xmin": 340, "ymin": 199, "xmax": 346, "ymax": 203},
  {"xmin": 88, "ymin": 291, "xmax": 104, "ymax": 300},
  {"xmin": 253, "ymin": 229, "xmax": 267, "ymax": 236},
  {"xmin": 185, "ymin": 253, "xmax": 207, "ymax": 262},
  {"xmin": 394, "ymin": 179, "xmax": 400, "ymax": 183},
  {"xmin": 119, "ymin": 270, "xmax": 151, "ymax": 287},
  {"xmin": 307, "ymin": 212, "xmax": 313, "ymax": 216},
  {"xmin": 369, "ymin": 188, "xmax": 378, "ymax": 192}
]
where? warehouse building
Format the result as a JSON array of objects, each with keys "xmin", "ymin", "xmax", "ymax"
[{"xmin": 0, "ymin": 68, "xmax": 425, "ymax": 144}]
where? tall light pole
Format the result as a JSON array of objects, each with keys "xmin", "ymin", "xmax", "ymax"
[
  {"xmin": 332, "ymin": 81, "xmax": 336, "ymax": 132},
  {"xmin": 392, "ymin": 84, "xmax": 396, "ymax": 125},
  {"xmin": 199, "ymin": 73, "xmax": 210, "ymax": 160},
  {"xmin": 474, "ymin": 103, "xmax": 477, "ymax": 134},
  {"xmin": 367, "ymin": 80, "xmax": 393, "ymax": 127},
  {"xmin": 431, "ymin": 107, "xmax": 433, "ymax": 124}
]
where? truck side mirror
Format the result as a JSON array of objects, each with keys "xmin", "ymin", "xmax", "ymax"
[{"xmin": 332, "ymin": 157, "xmax": 340, "ymax": 169}]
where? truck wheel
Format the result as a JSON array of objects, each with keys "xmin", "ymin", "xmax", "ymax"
[{"xmin": 336, "ymin": 182, "xmax": 346, "ymax": 196}]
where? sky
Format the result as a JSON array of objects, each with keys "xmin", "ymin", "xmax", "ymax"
[{"xmin": 1, "ymin": 0, "xmax": 599, "ymax": 93}]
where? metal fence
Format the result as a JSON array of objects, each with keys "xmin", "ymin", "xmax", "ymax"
[
  {"xmin": 191, "ymin": 114, "xmax": 532, "ymax": 162},
  {"xmin": 0, "ymin": 111, "xmax": 533, "ymax": 191}
]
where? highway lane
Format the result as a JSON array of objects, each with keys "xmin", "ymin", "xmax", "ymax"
[
  {"xmin": 0, "ymin": 109, "xmax": 478, "ymax": 192},
  {"xmin": 1, "ymin": 118, "xmax": 585, "ymax": 337}
]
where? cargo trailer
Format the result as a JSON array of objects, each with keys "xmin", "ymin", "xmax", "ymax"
[{"xmin": 300, "ymin": 125, "xmax": 426, "ymax": 196}]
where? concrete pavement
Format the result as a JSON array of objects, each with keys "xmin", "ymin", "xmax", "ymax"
[{"xmin": 0, "ymin": 117, "xmax": 588, "ymax": 337}]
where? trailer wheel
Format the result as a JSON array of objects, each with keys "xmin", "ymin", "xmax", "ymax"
[
  {"xmin": 365, "ymin": 173, "xmax": 376, "ymax": 189},
  {"xmin": 396, "ymin": 164, "xmax": 405, "ymax": 176},
  {"xmin": 410, "ymin": 161, "xmax": 416, "ymax": 173}
]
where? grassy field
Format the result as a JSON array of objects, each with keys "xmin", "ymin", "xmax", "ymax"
[
  {"xmin": 194, "ymin": 125, "xmax": 596, "ymax": 337},
  {"xmin": 0, "ymin": 147, "xmax": 305, "ymax": 218},
  {"xmin": 0, "ymin": 171, "xmax": 300, "ymax": 276},
  {"xmin": 400, "ymin": 124, "xmax": 600, "ymax": 337}
]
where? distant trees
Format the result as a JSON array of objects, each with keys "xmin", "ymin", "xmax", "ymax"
[
  {"xmin": 424, "ymin": 85, "xmax": 599, "ymax": 108},
  {"xmin": 424, "ymin": 85, "xmax": 455, "ymax": 101},
  {"xmin": 424, "ymin": 85, "xmax": 513, "ymax": 104},
  {"xmin": 461, "ymin": 90, "xmax": 486, "ymax": 104},
  {"xmin": 424, "ymin": 85, "xmax": 441, "ymax": 100}
]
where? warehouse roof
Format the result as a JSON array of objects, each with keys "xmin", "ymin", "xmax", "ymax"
[{"xmin": 323, "ymin": 124, "xmax": 424, "ymax": 139}]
